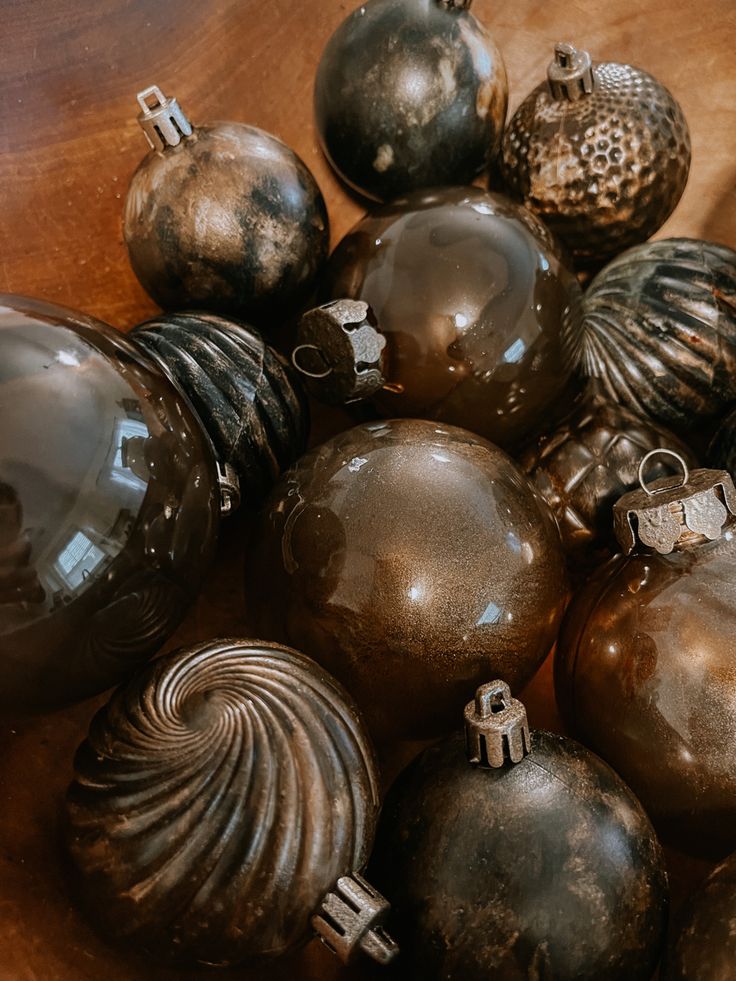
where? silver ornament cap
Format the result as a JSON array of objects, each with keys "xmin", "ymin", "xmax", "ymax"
[
  {"xmin": 464, "ymin": 681, "xmax": 532, "ymax": 768},
  {"xmin": 135, "ymin": 85, "xmax": 193, "ymax": 152},
  {"xmin": 547, "ymin": 42, "xmax": 595, "ymax": 101}
]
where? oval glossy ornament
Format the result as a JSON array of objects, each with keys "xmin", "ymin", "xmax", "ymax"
[
  {"xmin": 65, "ymin": 639, "xmax": 395, "ymax": 967},
  {"xmin": 581, "ymin": 238, "xmax": 736, "ymax": 433},
  {"xmin": 501, "ymin": 43, "xmax": 690, "ymax": 266},
  {"xmin": 0, "ymin": 295, "xmax": 219, "ymax": 715},
  {"xmin": 246, "ymin": 418, "xmax": 567, "ymax": 741},
  {"xmin": 370, "ymin": 682, "xmax": 668, "ymax": 980},
  {"xmin": 124, "ymin": 86, "xmax": 329, "ymax": 324},
  {"xmin": 556, "ymin": 460, "xmax": 736, "ymax": 856},
  {"xmin": 314, "ymin": 0, "xmax": 508, "ymax": 202},
  {"xmin": 309, "ymin": 187, "xmax": 582, "ymax": 449}
]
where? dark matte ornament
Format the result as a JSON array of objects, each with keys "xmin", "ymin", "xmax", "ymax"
[
  {"xmin": 661, "ymin": 850, "xmax": 736, "ymax": 980},
  {"xmin": 65, "ymin": 639, "xmax": 397, "ymax": 967},
  {"xmin": 581, "ymin": 238, "xmax": 736, "ymax": 433},
  {"xmin": 500, "ymin": 42, "xmax": 690, "ymax": 266},
  {"xmin": 246, "ymin": 418, "xmax": 567, "ymax": 741},
  {"xmin": 556, "ymin": 452, "xmax": 736, "ymax": 857},
  {"xmin": 519, "ymin": 383, "xmax": 697, "ymax": 557},
  {"xmin": 369, "ymin": 681, "xmax": 668, "ymax": 980},
  {"xmin": 132, "ymin": 311, "xmax": 309, "ymax": 504},
  {"xmin": 314, "ymin": 0, "xmax": 508, "ymax": 202},
  {"xmin": 124, "ymin": 86, "xmax": 330, "ymax": 324},
  {"xmin": 294, "ymin": 187, "xmax": 582, "ymax": 449}
]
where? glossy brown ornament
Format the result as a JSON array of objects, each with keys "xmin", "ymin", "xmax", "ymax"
[
  {"xmin": 314, "ymin": 0, "xmax": 508, "ymax": 202},
  {"xmin": 556, "ymin": 455, "xmax": 736, "ymax": 856},
  {"xmin": 519, "ymin": 384, "xmax": 697, "ymax": 557},
  {"xmin": 500, "ymin": 43, "xmax": 690, "ymax": 266},
  {"xmin": 246, "ymin": 418, "xmax": 567, "ymax": 741},
  {"xmin": 65, "ymin": 639, "xmax": 397, "ymax": 968},
  {"xmin": 369, "ymin": 681, "xmax": 668, "ymax": 980},
  {"xmin": 297, "ymin": 187, "xmax": 583, "ymax": 449},
  {"xmin": 124, "ymin": 86, "xmax": 329, "ymax": 325},
  {"xmin": 661, "ymin": 850, "xmax": 736, "ymax": 980},
  {"xmin": 581, "ymin": 238, "xmax": 736, "ymax": 433}
]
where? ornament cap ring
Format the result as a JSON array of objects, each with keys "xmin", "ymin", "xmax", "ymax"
[
  {"xmin": 638, "ymin": 449, "xmax": 690, "ymax": 496},
  {"xmin": 291, "ymin": 344, "xmax": 333, "ymax": 380}
]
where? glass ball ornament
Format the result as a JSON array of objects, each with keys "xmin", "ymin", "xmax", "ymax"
[
  {"xmin": 500, "ymin": 42, "xmax": 690, "ymax": 267},
  {"xmin": 245, "ymin": 418, "xmax": 567, "ymax": 741},
  {"xmin": 124, "ymin": 86, "xmax": 330, "ymax": 325},
  {"xmin": 368, "ymin": 681, "xmax": 669, "ymax": 980},
  {"xmin": 293, "ymin": 187, "xmax": 583, "ymax": 450},
  {"xmin": 314, "ymin": 0, "xmax": 508, "ymax": 201}
]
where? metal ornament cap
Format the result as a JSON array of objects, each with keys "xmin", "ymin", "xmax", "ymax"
[
  {"xmin": 136, "ymin": 85, "xmax": 193, "ymax": 152},
  {"xmin": 548, "ymin": 42, "xmax": 595, "ymax": 101},
  {"xmin": 312, "ymin": 873, "xmax": 398, "ymax": 965},
  {"xmin": 464, "ymin": 681, "xmax": 531, "ymax": 768}
]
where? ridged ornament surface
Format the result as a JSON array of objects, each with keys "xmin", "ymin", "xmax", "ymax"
[{"xmin": 65, "ymin": 639, "xmax": 380, "ymax": 966}]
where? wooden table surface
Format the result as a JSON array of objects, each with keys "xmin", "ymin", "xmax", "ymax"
[{"xmin": 1, "ymin": 1, "xmax": 735, "ymax": 978}]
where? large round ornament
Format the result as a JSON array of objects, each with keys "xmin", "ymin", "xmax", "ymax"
[
  {"xmin": 661, "ymin": 850, "xmax": 736, "ymax": 980},
  {"xmin": 519, "ymin": 383, "xmax": 697, "ymax": 557},
  {"xmin": 369, "ymin": 681, "xmax": 668, "ymax": 980},
  {"xmin": 556, "ymin": 454, "xmax": 736, "ymax": 856},
  {"xmin": 581, "ymin": 238, "xmax": 736, "ymax": 433},
  {"xmin": 314, "ymin": 0, "xmax": 508, "ymax": 202},
  {"xmin": 294, "ymin": 187, "xmax": 583, "ymax": 449},
  {"xmin": 124, "ymin": 86, "xmax": 329, "ymax": 324},
  {"xmin": 500, "ymin": 43, "xmax": 690, "ymax": 266},
  {"xmin": 64, "ymin": 639, "xmax": 397, "ymax": 967},
  {"xmin": 708, "ymin": 405, "xmax": 736, "ymax": 477},
  {"xmin": 246, "ymin": 419, "xmax": 567, "ymax": 741}
]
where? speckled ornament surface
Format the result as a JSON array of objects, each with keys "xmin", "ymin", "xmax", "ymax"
[
  {"xmin": 581, "ymin": 238, "xmax": 736, "ymax": 432},
  {"xmin": 246, "ymin": 418, "xmax": 567, "ymax": 742},
  {"xmin": 124, "ymin": 87, "xmax": 329, "ymax": 324},
  {"xmin": 501, "ymin": 44, "xmax": 690, "ymax": 266},
  {"xmin": 314, "ymin": 0, "xmax": 508, "ymax": 201}
]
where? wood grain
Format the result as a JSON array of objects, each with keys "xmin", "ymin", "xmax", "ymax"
[{"xmin": 0, "ymin": 0, "xmax": 732, "ymax": 978}]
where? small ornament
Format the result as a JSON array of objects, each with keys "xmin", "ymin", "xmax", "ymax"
[
  {"xmin": 124, "ymin": 86, "xmax": 329, "ymax": 324},
  {"xmin": 369, "ymin": 681, "xmax": 668, "ymax": 980},
  {"xmin": 580, "ymin": 238, "xmax": 736, "ymax": 433},
  {"xmin": 519, "ymin": 384, "xmax": 697, "ymax": 557},
  {"xmin": 314, "ymin": 0, "xmax": 508, "ymax": 201},
  {"xmin": 556, "ymin": 451, "xmax": 736, "ymax": 856},
  {"xmin": 293, "ymin": 187, "xmax": 583, "ymax": 449},
  {"xmin": 661, "ymin": 850, "xmax": 736, "ymax": 980},
  {"xmin": 500, "ymin": 42, "xmax": 690, "ymax": 266},
  {"xmin": 64, "ymin": 639, "xmax": 397, "ymax": 967},
  {"xmin": 245, "ymin": 418, "xmax": 567, "ymax": 741}
]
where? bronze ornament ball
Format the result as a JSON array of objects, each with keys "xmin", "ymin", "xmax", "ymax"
[
  {"xmin": 245, "ymin": 418, "xmax": 567, "ymax": 742},
  {"xmin": 314, "ymin": 0, "xmax": 508, "ymax": 202}
]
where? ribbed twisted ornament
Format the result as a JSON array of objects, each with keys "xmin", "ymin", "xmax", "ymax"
[
  {"xmin": 65, "ymin": 639, "xmax": 380, "ymax": 966},
  {"xmin": 132, "ymin": 312, "xmax": 309, "ymax": 504},
  {"xmin": 581, "ymin": 238, "xmax": 736, "ymax": 433}
]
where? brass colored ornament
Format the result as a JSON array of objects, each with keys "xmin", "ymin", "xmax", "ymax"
[
  {"xmin": 500, "ymin": 43, "xmax": 690, "ymax": 266},
  {"xmin": 65, "ymin": 640, "xmax": 397, "ymax": 968},
  {"xmin": 556, "ymin": 452, "xmax": 736, "ymax": 857}
]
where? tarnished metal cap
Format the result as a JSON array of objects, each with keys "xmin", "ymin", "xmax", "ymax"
[
  {"xmin": 312, "ymin": 873, "xmax": 399, "ymax": 966},
  {"xmin": 547, "ymin": 43, "xmax": 595, "ymax": 101},
  {"xmin": 135, "ymin": 85, "xmax": 193, "ymax": 152},
  {"xmin": 464, "ymin": 681, "xmax": 531, "ymax": 768},
  {"xmin": 614, "ymin": 449, "xmax": 736, "ymax": 555},
  {"xmin": 293, "ymin": 300, "xmax": 387, "ymax": 404}
]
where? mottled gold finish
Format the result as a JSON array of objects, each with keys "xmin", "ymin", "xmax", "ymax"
[{"xmin": 246, "ymin": 418, "xmax": 567, "ymax": 742}]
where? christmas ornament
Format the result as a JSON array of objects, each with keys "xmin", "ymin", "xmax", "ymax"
[
  {"xmin": 0, "ymin": 296, "xmax": 306, "ymax": 715},
  {"xmin": 369, "ymin": 680, "xmax": 668, "ymax": 980},
  {"xmin": 556, "ymin": 451, "xmax": 736, "ymax": 856},
  {"xmin": 124, "ymin": 85, "xmax": 329, "ymax": 324},
  {"xmin": 314, "ymin": 0, "xmax": 508, "ymax": 202},
  {"xmin": 519, "ymin": 383, "xmax": 697, "ymax": 557},
  {"xmin": 581, "ymin": 238, "xmax": 736, "ymax": 433},
  {"xmin": 246, "ymin": 418, "xmax": 567, "ymax": 741},
  {"xmin": 708, "ymin": 404, "xmax": 736, "ymax": 477},
  {"xmin": 500, "ymin": 42, "xmax": 690, "ymax": 266},
  {"xmin": 661, "ymin": 850, "xmax": 736, "ymax": 980},
  {"xmin": 65, "ymin": 639, "xmax": 397, "ymax": 967},
  {"xmin": 293, "ymin": 187, "xmax": 583, "ymax": 449}
]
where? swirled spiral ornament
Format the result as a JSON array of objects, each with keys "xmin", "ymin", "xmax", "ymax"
[
  {"xmin": 581, "ymin": 238, "xmax": 736, "ymax": 433},
  {"xmin": 64, "ymin": 640, "xmax": 396, "ymax": 967}
]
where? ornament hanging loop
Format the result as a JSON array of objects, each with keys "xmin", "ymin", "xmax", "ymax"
[
  {"xmin": 135, "ymin": 85, "xmax": 193, "ymax": 152},
  {"xmin": 547, "ymin": 43, "xmax": 595, "ymax": 101},
  {"xmin": 291, "ymin": 344, "xmax": 333, "ymax": 380},
  {"xmin": 638, "ymin": 448, "xmax": 690, "ymax": 496}
]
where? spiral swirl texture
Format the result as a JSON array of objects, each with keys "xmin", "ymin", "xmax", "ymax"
[{"xmin": 65, "ymin": 639, "xmax": 380, "ymax": 966}]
